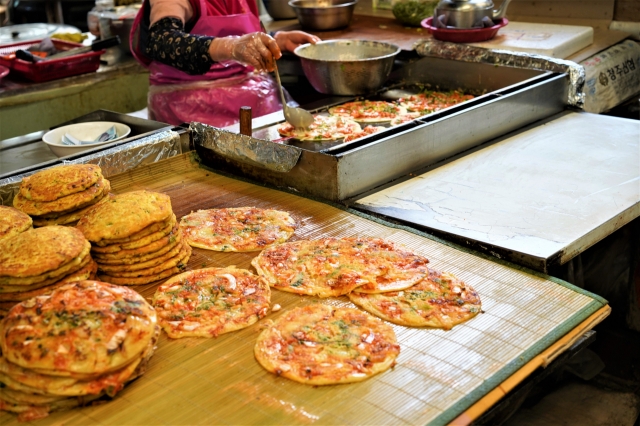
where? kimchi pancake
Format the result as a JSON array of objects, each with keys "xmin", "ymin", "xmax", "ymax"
[
  {"xmin": 0, "ymin": 281, "xmax": 157, "ymax": 376},
  {"xmin": 0, "ymin": 206, "xmax": 32, "ymax": 241},
  {"xmin": 342, "ymin": 125, "xmax": 385, "ymax": 142},
  {"xmin": 31, "ymin": 192, "xmax": 111, "ymax": 227},
  {"xmin": 98, "ymin": 243, "xmax": 191, "ymax": 278},
  {"xmin": 153, "ymin": 267, "xmax": 271, "ymax": 338},
  {"xmin": 0, "ymin": 258, "xmax": 95, "ymax": 294},
  {"xmin": 94, "ymin": 214, "xmax": 176, "ymax": 247},
  {"xmin": 277, "ymin": 115, "xmax": 361, "ymax": 141},
  {"xmin": 350, "ymin": 239, "xmax": 430, "ymax": 293},
  {"xmin": 0, "ymin": 247, "xmax": 90, "ymax": 286},
  {"xmin": 76, "ymin": 190, "xmax": 172, "ymax": 242},
  {"xmin": 0, "ymin": 226, "xmax": 88, "ymax": 279},
  {"xmin": 348, "ymin": 269, "xmax": 481, "ymax": 330},
  {"xmin": 0, "ymin": 358, "xmax": 140, "ymax": 396},
  {"xmin": 12, "ymin": 324, "xmax": 158, "ymax": 386},
  {"xmin": 90, "ymin": 222, "xmax": 177, "ymax": 254},
  {"xmin": 328, "ymin": 100, "xmax": 407, "ymax": 123},
  {"xmin": 0, "ymin": 261, "xmax": 97, "ymax": 302},
  {"xmin": 397, "ymin": 90, "xmax": 474, "ymax": 113},
  {"xmin": 251, "ymin": 237, "xmax": 429, "ymax": 297},
  {"xmin": 180, "ymin": 207, "xmax": 296, "ymax": 252},
  {"xmin": 254, "ymin": 305, "xmax": 400, "ymax": 385},
  {"xmin": 92, "ymin": 230, "xmax": 182, "ymax": 263},
  {"xmin": 18, "ymin": 164, "xmax": 102, "ymax": 202},
  {"xmin": 97, "ymin": 241, "xmax": 184, "ymax": 272},
  {"xmin": 390, "ymin": 111, "xmax": 422, "ymax": 126},
  {"xmin": 13, "ymin": 178, "xmax": 109, "ymax": 217}
]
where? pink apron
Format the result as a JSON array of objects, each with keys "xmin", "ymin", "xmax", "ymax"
[{"xmin": 131, "ymin": 0, "xmax": 281, "ymax": 127}]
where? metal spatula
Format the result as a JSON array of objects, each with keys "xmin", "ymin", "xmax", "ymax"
[{"xmin": 260, "ymin": 23, "xmax": 313, "ymax": 129}]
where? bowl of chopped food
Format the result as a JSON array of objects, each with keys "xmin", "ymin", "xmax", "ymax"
[
  {"xmin": 294, "ymin": 39, "xmax": 401, "ymax": 95},
  {"xmin": 289, "ymin": 0, "xmax": 358, "ymax": 31},
  {"xmin": 42, "ymin": 121, "xmax": 131, "ymax": 157}
]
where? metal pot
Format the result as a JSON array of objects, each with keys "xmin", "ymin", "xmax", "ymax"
[
  {"xmin": 294, "ymin": 40, "xmax": 400, "ymax": 96},
  {"xmin": 434, "ymin": 0, "xmax": 512, "ymax": 28},
  {"xmin": 289, "ymin": 0, "xmax": 357, "ymax": 31},
  {"xmin": 263, "ymin": 0, "xmax": 297, "ymax": 19}
]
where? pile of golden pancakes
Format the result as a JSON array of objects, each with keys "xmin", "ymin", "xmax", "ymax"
[
  {"xmin": 77, "ymin": 190, "xmax": 191, "ymax": 286},
  {"xmin": 0, "ymin": 280, "xmax": 159, "ymax": 421},
  {"xmin": 0, "ymin": 206, "xmax": 32, "ymax": 241},
  {"xmin": 0, "ymin": 226, "xmax": 97, "ymax": 316},
  {"xmin": 13, "ymin": 164, "xmax": 111, "ymax": 227}
]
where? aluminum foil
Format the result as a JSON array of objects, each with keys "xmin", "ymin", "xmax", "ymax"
[
  {"xmin": 0, "ymin": 130, "xmax": 182, "ymax": 206},
  {"xmin": 414, "ymin": 40, "xmax": 585, "ymax": 108},
  {"xmin": 190, "ymin": 122, "xmax": 301, "ymax": 173}
]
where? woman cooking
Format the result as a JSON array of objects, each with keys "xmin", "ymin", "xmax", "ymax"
[{"xmin": 130, "ymin": 0, "xmax": 320, "ymax": 127}]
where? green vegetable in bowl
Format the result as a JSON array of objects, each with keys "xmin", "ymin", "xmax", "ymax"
[{"xmin": 392, "ymin": 0, "xmax": 436, "ymax": 27}]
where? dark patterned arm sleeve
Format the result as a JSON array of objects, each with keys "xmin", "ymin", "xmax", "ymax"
[{"xmin": 146, "ymin": 17, "xmax": 214, "ymax": 75}]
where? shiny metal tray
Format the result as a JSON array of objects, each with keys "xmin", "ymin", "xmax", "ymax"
[{"xmin": 0, "ymin": 110, "xmax": 172, "ymax": 179}]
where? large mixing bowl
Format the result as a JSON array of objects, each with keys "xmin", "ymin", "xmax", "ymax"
[
  {"xmin": 263, "ymin": 0, "xmax": 297, "ymax": 19},
  {"xmin": 289, "ymin": 0, "xmax": 357, "ymax": 31},
  {"xmin": 294, "ymin": 40, "xmax": 401, "ymax": 95}
]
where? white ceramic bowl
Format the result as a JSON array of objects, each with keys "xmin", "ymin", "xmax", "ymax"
[{"xmin": 43, "ymin": 121, "xmax": 131, "ymax": 157}]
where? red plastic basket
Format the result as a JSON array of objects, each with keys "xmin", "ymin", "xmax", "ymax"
[{"xmin": 0, "ymin": 39, "xmax": 103, "ymax": 83}]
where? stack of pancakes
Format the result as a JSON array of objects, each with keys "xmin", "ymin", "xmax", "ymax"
[
  {"xmin": 13, "ymin": 164, "xmax": 111, "ymax": 227},
  {"xmin": 0, "ymin": 280, "xmax": 159, "ymax": 421},
  {"xmin": 0, "ymin": 206, "xmax": 32, "ymax": 242},
  {"xmin": 0, "ymin": 226, "xmax": 97, "ymax": 316},
  {"xmin": 76, "ymin": 190, "xmax": 191, "ymax": 286}
]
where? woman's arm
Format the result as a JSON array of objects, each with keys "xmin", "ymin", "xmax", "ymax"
[
  {"xmin": 144, "ymin": 0, "xmax": 319, "ymax": 74},
  {"xmin": 146, "ymin": 0, "xmax": 213, "ymax": 74}
]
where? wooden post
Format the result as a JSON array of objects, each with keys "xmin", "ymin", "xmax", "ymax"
[{"xmin": 239, "ymin": 106, "xmax": 252, "ymax": 136}]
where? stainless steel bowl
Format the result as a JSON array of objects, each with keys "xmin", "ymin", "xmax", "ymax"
[
  {"xmin": 263, "ymin": 0, "xmax": 297, "ymax": 20},
  {"xmin": 288, "ymin": 0, "xmax": 357, "ymax": 31},
  {"xmin": 294, "ymin": 40, "xmax": 401, "ymax": 95}
]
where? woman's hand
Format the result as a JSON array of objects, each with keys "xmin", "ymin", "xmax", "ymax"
[
  {"xmin": 209, "ymin": 32, "xmax": 282, "ymax": 72},
  {"xmin": 274, "ymin": 31, "xmax": 321, "ymax": 53}
]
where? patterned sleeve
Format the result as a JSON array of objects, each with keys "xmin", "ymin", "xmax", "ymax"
[{"xmin": 146, "ymin": 17, "xmax": 214, "ymax": 75}]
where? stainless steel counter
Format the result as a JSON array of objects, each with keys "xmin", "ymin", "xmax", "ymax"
[{"xmin": 353, "ymin": 111, "xmax": 640, "ymax": 273}]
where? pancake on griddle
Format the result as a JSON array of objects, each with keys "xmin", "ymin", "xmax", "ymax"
[
  {"xmin": 348, "ymin": 269, "xmax": 482, "ymax": 330},
  {"xmin": 0, "ymin": 280, "xmax": 159, "ymax": 421},
  {"xmin": 13, "ymin": 177, "xmax": 110, "ymax": 217},
  {"xmin": 31, "ymin": 192, "xmax": 112, "ymax": 227},
  {"xmin": 0, "ymin": 261, "xmax": 97, "ymax": 302},
  {"xmin": 78, "ymin": 190, "xmax": 191, "ymax": 286},
  {"xmin": 19, "ymin": 164, "xmax": 102, "ymax": 201},
  {"xmin": 97, "ymin": 238, "xmax": 186, "ymax": 272},
  {"xmin": 91, "ymin": 227, "xmax": 182, "ymax": 263},
  {"xmin": 77, "ymin": 190, "xmax": 172, "ymax": 242},
  {"xmin": 0, "ymin": 226, "xmax": 88, "ymax": 279},
  {"xmin": 91, "ymin": 219, "xmax": 177, "ymax": 254},
  {"xmin": 0, "ymin": 226, "xmax": 97, "ymax": 313},
  {"xmin": 13, "ymin": 164, "xmax": 112, "ymax": 228},
  {"xmin": 94, "ymin": 214, "xmax": 176, "ymax": 247},
  {"xmin": 152, "ymin": 267, "xmax": 271, "ymax": 338},
  {"xmin": 0, "ymin": 206, "xmax": 32, "ymax": 241}
]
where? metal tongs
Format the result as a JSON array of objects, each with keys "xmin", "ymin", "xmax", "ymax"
[{"xmin": 260, "ymin": 23, "xmax": 313, "ymax": 130}]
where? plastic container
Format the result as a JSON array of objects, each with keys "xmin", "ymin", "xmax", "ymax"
[
  {"xmin": 421, "ymin": 17, "xmax": 508, "ymax": 42},
  {"xmin": 392, "ymin": 0, "xmax": 437, "ymax": 27},
  {"xmin": 0, "ymin": 39, "xmax": 104, "ymax": 82}
]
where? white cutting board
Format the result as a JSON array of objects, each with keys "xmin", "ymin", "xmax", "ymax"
[{"xmin": 468, "ymin": 21, "xmax": 594, "ymax": 58}]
